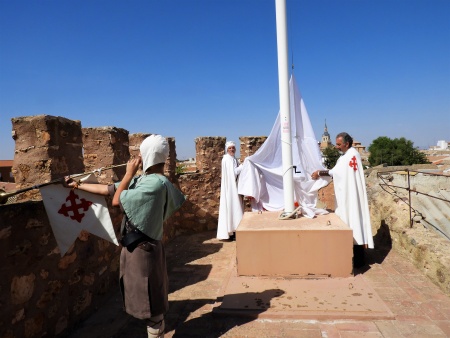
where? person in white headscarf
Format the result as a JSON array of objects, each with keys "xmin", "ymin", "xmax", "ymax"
[
  {"xmin": 217, "ymin": 141, "xmax": 244, "ymax": 240},
  {"xmin": 64, "ymin": 134, "xmax": 185, "ymax": 338}
]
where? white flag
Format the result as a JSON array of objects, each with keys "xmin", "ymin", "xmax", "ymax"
[{"xmin": 40, "ymin": 174, "xmax": 119, "ymax": 256}]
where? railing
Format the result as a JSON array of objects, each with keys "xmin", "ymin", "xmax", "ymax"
[{"xmin": 378, "ymin": 169, "xmax": 450, "ymax": 231}]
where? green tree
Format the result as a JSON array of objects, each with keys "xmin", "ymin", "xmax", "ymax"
[
  {"xmin": 368, "ymin": 136, "xmax": 429, "ymax": 166},
  {"xmin": 175, "ymin": 163, "xmax": 186, "ymax": 175},
  {"xmin": 322, "ymin": 146, "xmax": 340, "ymax": 169}
]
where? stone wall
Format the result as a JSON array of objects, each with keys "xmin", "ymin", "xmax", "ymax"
[
  {"xmin": 11, "ymin": 115, "xmax": 84, "ymax": 202},
  {"xmin": 0, "ymin": 201, "xmax": 121, "ymax": 338},
  {"xmin": 175, "ymin": 137, "xmax": 225, "ymax": 234},
  {"xmin": 194, "ymin": 136, "xmax": 225, "ymax": 173},
  {"xmin": 2, "ymin": 115, "xmax": 449, "ymax": 337},
  {"xmin": 366, "ymin": 166, "xmax": 450, "ymax": 296},
  {"xmin": 82, "ymin": 127, "xmax": 129, "ymax": 184},
  {"xmin": 1, "ymin": 116, "xmax": 269, "ymax": 337},
  {"xmin": 2, "ymin": 116, "xmax": 128, "ymax": 337},
  {"xmin": 239, "ymin": 136, "xmax": 267, "ymax": 162}
]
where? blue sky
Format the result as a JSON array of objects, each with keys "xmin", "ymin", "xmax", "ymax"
[{"xmin": 1, "ymin": 0, "xmax": 449, "ymax": 160}]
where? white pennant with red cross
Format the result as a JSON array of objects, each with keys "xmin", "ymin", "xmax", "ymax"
[{"xmin": 40, "ymin": 174, "xmax": 119, "ymax": 256}]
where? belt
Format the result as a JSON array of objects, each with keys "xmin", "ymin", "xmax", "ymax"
[{"xmin": 121, "ymin": 221, "xmax": 157, "ymax": 252}]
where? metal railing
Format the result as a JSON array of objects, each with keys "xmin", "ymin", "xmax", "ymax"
[{"xmin": 377, "ymin": 169, "xmax": 450, "ymax": 229}]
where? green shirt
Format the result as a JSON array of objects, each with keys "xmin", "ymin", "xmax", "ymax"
[{"xmin": 117, "ymin": 174, "xmax": 185, "ymax": 240}]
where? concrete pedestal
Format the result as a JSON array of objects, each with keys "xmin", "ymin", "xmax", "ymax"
[{"xmin": 236, "ymin": 212, "xmax": 353, "ymax": 277}]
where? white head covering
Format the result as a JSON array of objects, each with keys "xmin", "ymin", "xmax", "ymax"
[
  {"xmin": 225, "ymin": 141, "xmax": 236, "ymax": 152},
  {"xmin": 140, "ymin": 134, "xmax": 169, "ymax": 173}
]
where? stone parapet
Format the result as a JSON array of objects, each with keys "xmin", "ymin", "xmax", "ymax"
[
  {"xmin": 128, "ymin": 133, "xmax": 151, "ymax": 158},
  {"xmin": 7, "ymin": 114, "xmax": 449, "ymax": 337},
  {"xmin": 165, "ymin": 137, "xmax": 177, "ymax": 182},
  {"xmin": 129, "ymin": 133, "xmax": 151, "ymax": 176},
  {"xmin": 82, "ymin": 127, "xmax": 129, "ymax": 184},
  {"xmin": 129, "ymin": 134, "xmax": 176, "ymax": 180},
  {"xmin": 317, "ymin": 182, "xmax": 335, "ymax": 211},
  {"xmin": 239, "ymin": 136, "xmax": 267, "ymax": 162},
  {"xmin": 0, "ymin": 201, "xmax": 121, "ymax": 338},
  {"xmin": 177, "ymin": 172, "xmax": 220, "ymax": 234},
  {"xmin": 366, "ymin": 167, "xmax": 450, "ymax": 297},
  {"xmin": 11, "ymin": 115, "xmax": 84, "ymax": 190},
  {"xmin": 194, "ymin": 137, "xmax": 225, "ymax": 175}
]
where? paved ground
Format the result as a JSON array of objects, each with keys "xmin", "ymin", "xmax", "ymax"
[{"xmin": 67, "ymin": 230, "xmax": 450, "ymax": 338}]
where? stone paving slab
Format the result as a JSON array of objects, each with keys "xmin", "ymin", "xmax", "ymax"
[
  {"xmin": 64, "ymin": 230, "xmax": 450, "ymax": 338},
  {"xmin": 215, "ymin": 267, "xmax": 395, "ymax": 320}
]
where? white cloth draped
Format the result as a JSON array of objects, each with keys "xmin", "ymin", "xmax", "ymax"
[
  {"xmin": 329, "ymin": 147, "xmax": 374, "ymax": 248},
  {"xmin": 217, "ymin": 154, "xmax": 244, "ymax": 239},
  {"xmin": 237, "ymin": 74, "xmax": 330, "ymax": 217}
]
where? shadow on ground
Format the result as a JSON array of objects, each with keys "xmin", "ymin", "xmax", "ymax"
[
  {"xmin": 63, "ymin": 230, "xmax": 225, "ymax": 338},
  {"xmin": 355, "ymin": 220, "xmax": 392, "ymax": 275},
  {"xmin": 168, "ymin": 289, "xmax": 284, "ymax": 338},
  {"xmin": 65, "ymin": 227, "xmax": 395, "ymax": 337}
]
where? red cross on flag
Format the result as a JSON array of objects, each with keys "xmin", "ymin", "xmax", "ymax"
[{"xmin": 40, "ymin": 173, "xmax": 119, "ymax": 256}]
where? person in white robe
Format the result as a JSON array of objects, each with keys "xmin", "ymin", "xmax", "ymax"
[
  {"xmin": 217, "ymin": 141, "xmax": 243, "ymax": 240},
  {"xmin": 312, "ymin": 132, "xmax": 374, "ymax": 268}
]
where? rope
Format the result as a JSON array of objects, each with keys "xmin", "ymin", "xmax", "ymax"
[
  {"xmin": 70, "ymin": 163, "xmax": 127, "ymax": 179},
  {"xmin": 278, "ymin": 205, "xmax": 302, "ymax": 220},
  {"xmin": 0, "ymin": 163, "xmax": 129, "ymax": 204}
]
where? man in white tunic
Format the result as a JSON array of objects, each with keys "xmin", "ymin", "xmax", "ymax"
[
  {"xmin": 312, "ymin": 132, "xmax": 374, "ymax": 268},
  {"xmin": 217, "ymin": 141, "xmax": 243, "ymax": 240}
]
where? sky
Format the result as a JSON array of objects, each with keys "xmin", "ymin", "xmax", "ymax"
[{"xmin": 0, "ymin": 0, "xmax": 449, "ymax": 161}]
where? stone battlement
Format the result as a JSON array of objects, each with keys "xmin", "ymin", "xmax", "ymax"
[
  {"xmin": 2, "ymin": 114, "xmax": 449, "ymax": 338},
  {"xmin": 0, "ymin": 115, "xmax": 270, "ymax": 337}
]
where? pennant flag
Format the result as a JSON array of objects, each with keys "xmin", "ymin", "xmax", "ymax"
[{"xmin": 40, "ymin": 174, "xmax": 119, "ymax": 256}]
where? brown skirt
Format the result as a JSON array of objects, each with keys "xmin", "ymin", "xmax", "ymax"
[{"xmin": 119, "ymin": 241, "xmax": 169, "ymax": 320}]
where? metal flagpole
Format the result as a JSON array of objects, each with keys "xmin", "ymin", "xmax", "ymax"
[{"xmin": 275, "ymin": 0, "xmax": 294, "ymax": 213}]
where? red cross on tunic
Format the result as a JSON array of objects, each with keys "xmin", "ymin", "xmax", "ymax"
[
  {"xmin": 58, "ymin": 190, "xmax": 93, "ymax": 223},
  {"xmin": 349, "ymin": 156, "xmax": 358, "ymax": 171}
]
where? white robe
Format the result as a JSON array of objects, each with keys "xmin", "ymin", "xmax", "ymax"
[
  {"xmin": 217, "ymin": 154, "xmax": 243, "ymax": 239},
  {"xmin": 329, "ymin": 147, "xmax": 374, "ymax": 248}
]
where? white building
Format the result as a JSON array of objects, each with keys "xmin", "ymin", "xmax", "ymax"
[
  {"xmin": 429, "ymin": 140, "xmax": 449, "ymax": 150},
  {"xmin": 437, "ymin": 140, "xmax": 449, "ymax": 150}
]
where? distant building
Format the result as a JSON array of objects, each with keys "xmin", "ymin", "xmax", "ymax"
[
  {"xmin": 430, "ymin": 140, "xmax": 449, "ymax": 150},
  {"xmin": 318, "ymin": 121, "xmax": 369, "ymax": 163},
  {"xmin": 0, "ymin": 160, "xmax": 14, "ymax": 182},
  {"xmin": 424, "ymin": 140, "xmax": 450, "ymax": 165},
  {"xmin": 320, "ymin": 120, "xmax": 332, "ymax": 150},
  {"xmin": 353, "ymin": 140, "xmax": 366, "ymax": 154},
  {"xmin": 177, "ymin": 158, "xmax": 197, "ymax": 173}
]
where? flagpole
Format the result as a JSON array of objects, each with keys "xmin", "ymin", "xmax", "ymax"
[{"xmin": 275, "ymin": 0, "xmax": 294, "ymax": 213}]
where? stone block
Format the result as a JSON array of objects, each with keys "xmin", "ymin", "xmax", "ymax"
[
  {"xmin": 195, "ymin": 136, "xmax": 225, "ymax": 174},
  {"xmin": 11, "ymin": 115, "xmax": 84, "ymax": 188},
  {"xmin": 237, "ymin": 212, "xmax": 353, "ymax": 277},
  {"xmin": 82, "ymin": 127, "xmax": 129, "ymax": 184}
]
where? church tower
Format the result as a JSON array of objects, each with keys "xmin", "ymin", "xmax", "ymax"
[{"xmin": 320, "ymin": 120, "xmax": 332, "ymax": 150}]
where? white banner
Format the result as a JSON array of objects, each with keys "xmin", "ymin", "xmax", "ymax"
[{"xmin": 40, "ymin": 174, "xmax": 119, "ymax": 256}]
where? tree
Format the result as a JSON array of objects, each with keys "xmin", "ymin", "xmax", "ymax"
[
  {"xmin": 322, "ymin": 146, "xmax": 340, "ymax": 169},
  {"xmin": 368, "ymin": 136, "xmax": 429, "ymax": 166},
  {"xmin": 175, "ymin": 163, "xmax": 186, "ymax": 175}
]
